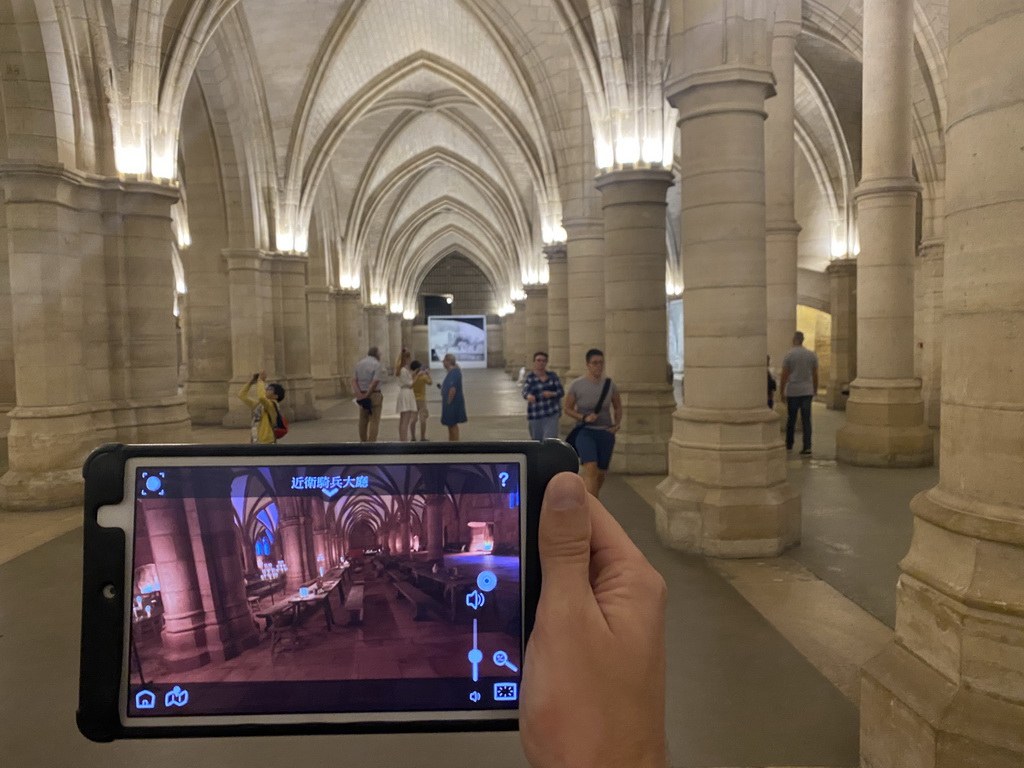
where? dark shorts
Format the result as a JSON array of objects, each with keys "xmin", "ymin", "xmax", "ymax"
[{"xmin": 576, "ymin": 428, "xmax": 616, "ymax": 470}]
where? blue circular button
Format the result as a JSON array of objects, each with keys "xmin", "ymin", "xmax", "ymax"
[
  {"xmin": 145, "ymin": 475, "xmax": 163, "ymax": 493},
  {"xmin": 477, "ymin": 570, "xmax": 497, "ymax": 592}
]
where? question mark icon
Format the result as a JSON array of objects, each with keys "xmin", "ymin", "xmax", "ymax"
[{"xmin": 498, "ymin": 471, "xmax": 509, "ymax": 488}]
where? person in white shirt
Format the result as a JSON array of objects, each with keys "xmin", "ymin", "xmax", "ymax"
[{"xmin": 352, "ymin": 346, "xmax": 384, "ymax": 442}]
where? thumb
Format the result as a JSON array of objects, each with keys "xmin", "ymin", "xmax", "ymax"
[{"xmin": 538, "ymin": 473, "xmax": 592, "ymax": 606}]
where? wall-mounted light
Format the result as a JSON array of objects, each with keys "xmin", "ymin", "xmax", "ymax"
[{"xmin": 403, "ymin": 309, "xmax": 417, "ymax": 321}]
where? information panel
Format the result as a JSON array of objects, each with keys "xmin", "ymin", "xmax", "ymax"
[{"xmin": 427, "ymin": 316, "xmax": 488, "ymax": 369}]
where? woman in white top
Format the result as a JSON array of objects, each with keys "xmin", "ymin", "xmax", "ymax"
[{"xmin": 395, "ymin": 348, "xmax": 418, "ymax": 441}]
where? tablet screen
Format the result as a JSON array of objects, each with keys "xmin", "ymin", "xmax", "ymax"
[{"xmin": 121, "ymin": 456, "xmax": 524, "ymax": 724}]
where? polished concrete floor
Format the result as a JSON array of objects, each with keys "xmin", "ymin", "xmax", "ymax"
[{"xmin": 0, "ymin": 368, "xmax": 940, "ymax": 767}]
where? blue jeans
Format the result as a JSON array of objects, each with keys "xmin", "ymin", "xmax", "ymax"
[
  {"xmin": 786, "ymin": 395, "xmax": 813, "ymax": 451},
  {"xmin": 528, "ymin": 413, "xmax": 561, "ymax": 441}
]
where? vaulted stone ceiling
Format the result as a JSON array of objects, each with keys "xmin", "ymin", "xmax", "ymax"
[{"xmin": 26, "ymin": 0, "xmax": 947, "ymax": 315}]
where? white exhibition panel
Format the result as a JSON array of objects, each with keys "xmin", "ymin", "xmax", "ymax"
[{"xmin": 427, "ymin": 316, "xmax": 488, "ymax": 369}]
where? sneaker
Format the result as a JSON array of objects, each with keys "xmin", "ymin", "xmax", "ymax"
[{"xmin": 800, "ymin": 448, "xmax": 812, "ymax": 455}]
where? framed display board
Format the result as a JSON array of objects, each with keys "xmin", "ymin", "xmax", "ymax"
[{"xmin": 428, "ymin": 316, "xmax": 488, "ymax": 369}]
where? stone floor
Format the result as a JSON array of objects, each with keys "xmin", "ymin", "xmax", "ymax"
[{"xmin": 0, "ymin": 368, "xmax": 940, "ymax": 767}]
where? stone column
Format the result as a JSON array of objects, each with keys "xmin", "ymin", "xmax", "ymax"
[
  {"xmin": 185, "ymin": 494, "xmax": 258, "ymax": 659},
  {"xmin": 655, "ymin": 1, "xmax": 800, "ymax": 556},
  {"xmin": 501, "ymin": 315, "xmax": 514, "ymax": 373},
  {"xmin": 595, "ymin": 170, "xmax": 676, "ymax": 474},
  {"xmin": 336, "ymin": 289, "xmax": 364, "ymax": 393},
  {"xmin": 278, "ymin": 513, "xmax": 308, "ymax": 594},
  {"xmin": 835, "ymin": 0, "xmax": 933, "ymax": 468},
  {"xmin": 222, "ymin": 250, "xmax": 274, "ymax": 427},
  {"xmin": 411, "ymin": 324, "xmax": 429, "ymax": 367},
  {"xmin": 825, "ymin": 259, "xmax": 857, "ymax": 410},
  {"xmin": 0, "ymin": 169, "xmax": 192, "ymax": 509},
  {"xmin": 564, "ymin": 218, "xmax": 605, "ymax": 379},
  {"xmin": 274, "ymin": 255, "xmax": 316, "ymax": 420},
  {"xmin": 140, "ymin": 497, "xmax": 209, "ymax": 671},
  {"xmin": 388, "ymin": 312, "xmax": 403, "ymax": 370},
  {"xmin": 487, "ymin": 320, "xmax": 503, "ymax": 368},
  {"xmin": 307, "ymin": 286, "xmax": 334, "ymax": 398},
  {"xmin": 524, "ymin": 284, "xmax": 549, "ymax": 362},
  {"xmin": 425, "ymin": 496, "xmax": 444, "ymax": 559},
  {"xmin": 367, "ymin": 306, "xmax": 388, "ymax": 369},
  {"xmin": 510, "ymin": 298, "xmax": 527, "ymax": 376},
  {"xmin": 544, "ymin": 243, "xmax": 570, "ymax": 376},
  {"xmin": 916, "ymin": 238, "xmax": 943, "ymax": 428},
  {"xmin": 860, "ymin": 4, "xmax": 1024, "ymax": 764},
  {"xmin": 765, "ymin": 1, "xmax": 803, "ymax": 391},
  {"xmin": 401, "ymin": 319, "xmax": 413, "ymax": 354}
]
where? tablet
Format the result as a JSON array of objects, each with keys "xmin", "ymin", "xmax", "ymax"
[{"xmin": 77, "ymin": 440, "xmax": 578, "ymax": 741}]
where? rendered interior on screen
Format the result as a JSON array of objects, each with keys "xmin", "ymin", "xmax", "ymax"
[{"xmin": 129, "ymin": 462, "xmax": 521, "ymax": 688}]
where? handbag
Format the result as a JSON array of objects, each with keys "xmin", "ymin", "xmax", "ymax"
[{"xmin": 566, "ymin": 378, "xmax": 612, "ymax": 450}]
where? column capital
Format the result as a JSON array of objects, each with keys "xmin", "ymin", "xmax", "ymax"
[
  {"xmin": 306, "ymin": 286, "xmax": 331, "ymax": 299},
  {"xmin": 917, "ymin": 238, "xmax": 945, "ymax": 261},
  {"xmin": 854, "ymin": 176, "xmax": 921, "ymax": 201},
  {"xmin": 773, "ymin": 0, "xmax": 803, "ymax": 38},
  {"xmin": 222, "ymin": 249, "xmax": 275, "ymax": 271},
  {"xmin": 595, "ymin": 167, "xmax": 674, "ymax": 196},
  {"xmin": 562, "ymin": 217, "xmax": 604, "ymax": 240},
  {"xmin": 333, "ymin": 287, "xmax": 362, "ymax": 299},
  {"xmin": 524, "ymin": 284, "xmax": 548, "ymax": 300},
  {"xmin": 367, "ymin": 304, "xmax": 387, "ymax": 316},
  {"xmin": 825, "ymin": 257, "xmax": 858, "ymax": 277},
  {"xmin": 667, "ymin": 67, "xmax": 775, "ymax": 117},
  {"xmin": 543, "ymin": 242, "xmax": 567, "ymax": 262},
  {"xmin": 512, "ymin": 299, "xmax": 526, "ymax": 313},
  {"xmin": 0, "ymin": 160, "xmax": 181, "ymax": 204}
]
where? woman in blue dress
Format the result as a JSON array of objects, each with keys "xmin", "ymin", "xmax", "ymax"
[{"xmin": 440, "ymin": 353, "xmax": 467, "ymax": 441}]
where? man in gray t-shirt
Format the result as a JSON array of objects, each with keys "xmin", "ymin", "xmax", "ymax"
[
  {"xmin": 352, "ymin": 347, "xmax": 384, "ymax": 442},
  {"xmin": 780, "ymin": 331, "xmax": 819, "ymax": 455},
  {"xmin": 563, "ymin": 349, "xmax": 622, "ymax": 499}
]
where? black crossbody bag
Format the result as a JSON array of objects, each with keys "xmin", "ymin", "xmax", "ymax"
[{"xmin": 566, "ymin": 378, "xmax": 612, "ymax": 451}]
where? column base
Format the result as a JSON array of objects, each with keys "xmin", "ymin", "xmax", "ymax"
[
  {"xmin": 281, "ymin": 376, "xmax": 317, "ymax": 420},
  {"xmin": 186, "ymin": 379, "xmax": 230, "ymax": 426},
  {"xmin": 654, "ymin": 406, "xmax": 800, "ymax": 557},
  {"xmin": 0, "ymin": 397, "xmax": 191, "ymax": 510},
  {"xmin": 836, "ymin": 378, "xmax": 934, "ymax": 467},
  {"xmin": 313, "ymin": 376, "xmax": 341, "ymax": 399},
  {"xmin": 861, "ymin": 642, "xmax": 1024, "ymax": 768},
  {"xmin": 609, "ymin": 385, "xmax": 675, "ymax": 474},
  {"xmin": 825, "ymin": 384, "xmax": 849, "ymax": 411}
]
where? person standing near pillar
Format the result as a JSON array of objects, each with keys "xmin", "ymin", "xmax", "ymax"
[
  {"xmin": 238, "ymin": 371, "xmax": 286, "ymax": 444},
  {"xmin": 779, "ymin": 332, "xmax": 819, "ymax": 455},
  {"xmin": 394, "ymin": 348, "xmax": 418, "ymax": 442},
  {"xmin": 522, "ymin": 351, "xmax": 564, "ymax": 440},
  {"xmin": 440, "ymin": 354, "xmax": 467, "ymax": 442},
  {"xmin": 352, "ymin": 346, "xmax": 384, "ymax": 442}
]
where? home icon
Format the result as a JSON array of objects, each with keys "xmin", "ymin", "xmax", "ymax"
[{"xmin": 135, "ymin": 690, "xmax": 156, "ymax": 710}]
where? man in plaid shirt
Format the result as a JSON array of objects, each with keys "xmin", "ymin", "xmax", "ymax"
[{"xmin": 522, "ymin": 351, "xmax": 565, "ymax": 440}]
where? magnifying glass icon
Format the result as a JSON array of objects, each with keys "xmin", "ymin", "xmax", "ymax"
[{"xmin": 493, "ymin": 650, "xmax": 519, "ymax": 672}]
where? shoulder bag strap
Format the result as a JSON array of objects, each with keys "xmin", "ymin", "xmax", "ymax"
[{"xmin": 593, "ymin": 378, "xmax": 612, "ymax": 414}]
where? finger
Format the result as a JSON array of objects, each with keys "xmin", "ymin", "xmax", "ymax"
[
  {"xmin": 538, "ymin": 472, "xmax": 593, "ymax": 606},
  {"xmin": 588, "ymin": 496, "xmax": 648, "ymax": 573}
]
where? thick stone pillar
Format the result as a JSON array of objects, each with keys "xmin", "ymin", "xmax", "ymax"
[
  {"xmin": 916, "ymin": 239, "xmax": 943, "ymax": 428},
  {"xmin": 826, "ymin": 258, "xmax": 857, "ymax": 410},
  {"xmin": 140, "ymin": 497, "xmax": 210, "ymax": 672},
  {"xmin": 836, "ymin": 0, "xmax": 933, "ymax": 468},
  {"xmin": 524, "ymin": 284, "xmax": 549, "ymax": 362},
  {"xmin": 596, "ymin": 170, "xmax": 676, "ymax": 474},
  {"xmin": 564, "ymin": 218, "xmax": 605, "ymax": 380},
  {"xmin": 388, "ymin": 312, "xmax": 403, "ymax": 370},
  {"xmin": 307, "ymin": 286, "xmax": 335, "ymax": 398},
  {"xmin": 544, "ymin": 243, "xmax": 569, "ymax": 376},
  {"xmin": 765, "ymin": 1, "xmax": 803, "ymax": 383},
  {"xmin": 336, "ymin": 289, "xmax": 364, "ymax": 393},
  {"xmin": 655, "ymin": 2, "xmax": 800, "ymax": 557},
  {"xmin": 486, "ymin": 320, "xmax": 503, "ymax": 369},
  {"xmin": 860, "ymin": 4, "xmax": 1024, "ymax": 763},
  {"xmin": 0, "ymin": 168, "xmax": 190, "ymax": 508},
  {"xmin": 273, "ymin": 255, "xmax": 316, "ymax": 420},
  {"xmin": 185, "ymin": 494, "xmax": 259, "ymax": 659},
  {"xmin": 222, "ymin": 249, "xmax": 274, "ymax": 428},
  {"xmin": 278, "ymin": 513, "xmax": 309, "ymax": 594},
  {"xmin": 367, "ymin": 306, "xmax": 388, "ymax": 370}
]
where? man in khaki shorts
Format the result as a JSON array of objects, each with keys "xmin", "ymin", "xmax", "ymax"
[{"xmin": 410, "ymin": 360, "xmax": 432, "ymax": 441}]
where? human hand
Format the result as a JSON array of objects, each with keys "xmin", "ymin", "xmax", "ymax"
[
  {"xmin": 607, "ymin": 424, "xmax": 620, "ymax": 434},
  {"xmin": 527, "ymin": 394, "xmax": 538, "ymax": 404},
  {"xmin": 584, "ymin": 413, "xmax": 598, "ymax": 424},
  {"xmin": 520, "ymin": 473, "xmax": 668, "ymax": 768}
]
